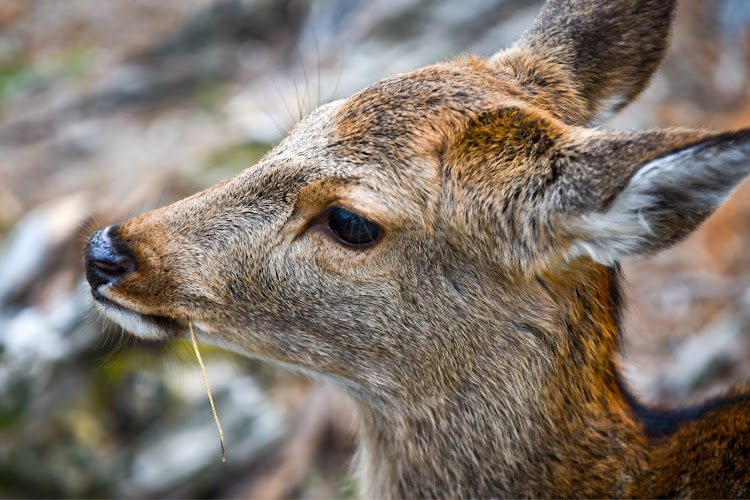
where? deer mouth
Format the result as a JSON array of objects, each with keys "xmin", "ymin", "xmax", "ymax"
[
  {"xmin": 85, "ymin": 226, "xmax": 185, "ymax": 340},
  {"xmin": 91, "ymin": 289, "xmax": 182, "ymax": 341}
]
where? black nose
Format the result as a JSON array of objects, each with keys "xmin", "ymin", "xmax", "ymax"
[{"xmin": 85, "ymin": 226, "xmax": 137, "ymax": 288}]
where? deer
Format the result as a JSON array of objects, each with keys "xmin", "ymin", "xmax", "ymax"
[{"xmin": 84, "ymin": 0, "xmax": 750, "ymax": 497}]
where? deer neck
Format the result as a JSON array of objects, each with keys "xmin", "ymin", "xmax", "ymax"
[{"xmin": 353, "ymin": 261, "xmax": 648, "ymax": 498}]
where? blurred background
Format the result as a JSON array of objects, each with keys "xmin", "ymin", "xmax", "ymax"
[{"xmin": 1, "ymin": 0, "xmax": 750, "ymax": 498}]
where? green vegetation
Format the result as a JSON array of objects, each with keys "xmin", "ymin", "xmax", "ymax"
[{"xmin": 0, "ymin": 46, "xmax": 94, "ymax": 105}]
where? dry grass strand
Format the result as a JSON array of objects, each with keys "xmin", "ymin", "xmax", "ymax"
[{"xmin": 188, "ymin": 320, "xmax": 227, "ymax": 463}]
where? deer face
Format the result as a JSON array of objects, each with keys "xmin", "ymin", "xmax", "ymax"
[
  {"xmin": 85, "ymin": 5, "xmax": 750, "ymax": 405},
  {"xmin": 85, "ymin": 67, "xmax": 487, "ymax": 398}
]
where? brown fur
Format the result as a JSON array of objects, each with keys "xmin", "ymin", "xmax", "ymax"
[{"xmin": 85, "ymin": 0, "xmax": 750, "ymax": 497}]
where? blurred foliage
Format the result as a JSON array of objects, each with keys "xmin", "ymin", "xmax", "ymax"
[{"xmin": 0, "ymin": 46, "xmax": 93, "ymax": 106}]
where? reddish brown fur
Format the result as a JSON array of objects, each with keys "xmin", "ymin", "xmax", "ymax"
[{"xmin": 85, "ymin": 0, "xmax": 750, "ymax": 497}]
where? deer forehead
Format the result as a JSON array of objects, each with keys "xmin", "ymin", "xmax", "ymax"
[
  {"xmin": 185, "ymin": 105, "xmax": 431, "ymax": 232},
  {"xmin": 242, "ymin": 63, "xmax": 556, "ymax": 228},
  {"xmin": 332, "ymin": 62, "xmax": 519, "ymax": 148}
]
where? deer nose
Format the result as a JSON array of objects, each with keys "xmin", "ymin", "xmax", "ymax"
[{"xmin": 85, "ymin": 226, "xmax": 137, "ymax": 288}]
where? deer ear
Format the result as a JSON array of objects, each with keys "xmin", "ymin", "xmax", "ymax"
[
  {"xmin": 493, "ymin": 0, "xmax": 677, "ymax": 125},
  {"xmin": 563, "ymin": 129, "xmax": 750, "ymax": 264}
]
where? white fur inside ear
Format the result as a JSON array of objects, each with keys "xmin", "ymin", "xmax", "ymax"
[
  {"xmin": 564, "ymin": 140, "xmax": 750, "ymax": 264},
  {"xmin": 590, "ymin": 89, "xmax": 629, "ymax": 126},
  {"xmin": 564, "ymin": 196, "xmax": 655, "ymax": 265}
]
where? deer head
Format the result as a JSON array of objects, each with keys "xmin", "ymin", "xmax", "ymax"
[{"xmin": 85, "ymin": 0, "xmax": 750, "ymax": 497}]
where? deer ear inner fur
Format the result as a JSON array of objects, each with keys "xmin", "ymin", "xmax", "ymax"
[{"xmin": 561, "ymin": 129, "xmax": 750, "ymax": 263}]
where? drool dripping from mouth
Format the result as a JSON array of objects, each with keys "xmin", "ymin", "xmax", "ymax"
[{"xmin": 188, "ymin": 320, "xmax": 227, "ymax": 463}]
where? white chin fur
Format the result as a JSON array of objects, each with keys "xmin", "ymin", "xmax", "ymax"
[{"xmin": 97, "ymin": 303, "xmax": 168, "ymax": 340}]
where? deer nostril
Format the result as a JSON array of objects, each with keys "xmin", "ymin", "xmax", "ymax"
[
  {"xmin": 89, "ymin": 257, "xmax": 132, "ymax": 279},
  {"xmin": 84, "ymin": 226, "xmax": 137, "ymax": 288}
]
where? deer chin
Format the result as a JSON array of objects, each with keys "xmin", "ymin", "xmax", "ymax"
[{"xmin": 91, "ymin": 290, "xmax": 181, "ymax": 341}]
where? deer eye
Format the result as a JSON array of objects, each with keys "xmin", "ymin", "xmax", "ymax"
[{"xmin": 327, "ymin": 207, "xmax": 380, "ymax": 246}]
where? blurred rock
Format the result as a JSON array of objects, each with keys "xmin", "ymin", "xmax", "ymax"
[
  {"xmin": 0, "ymin": 194, "xmax": 89, "ymax": 306},
  {"xmin": 0, "ymin": 283, "xmax": 93, "ymax": 368},
  {"xmin": 660, "ymin": 314, "xmax": 747, "ymax": 397},
  {"xmin": 122, "ymin": 367, "xmax": 284, "ymax": 498}
]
